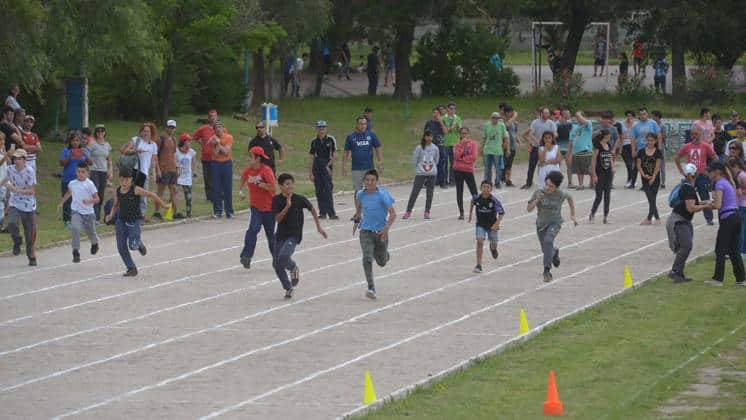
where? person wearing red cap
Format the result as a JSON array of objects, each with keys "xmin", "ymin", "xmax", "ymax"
[
  {"xmin": 175, "ymin": 133, "xmax": 196, "ymax": 218},
  {"xmin": 193, "ymin": 109, "xmax": 219, "ymax": 202},
  {"xmin": 238, "ymin": 146, "xmax": 277, "ymax": 269}
]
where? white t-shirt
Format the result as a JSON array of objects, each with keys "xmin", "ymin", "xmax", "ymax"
[
  {"xmin": 67, "ymin": 178, "xmax": 98, "ymax": 215},
  {"xmin": 132, "ymin": 137, "xmax": 158, "ymax": 176},
  {"xmin": 7, "ymin": 165, "xmax": 36, "ymax": 212},
  {"xmin": 293, "ymin": 57, "xmax": 304, "ymax": 73},
  {"xmin": 176, "ymin": 148, "xmax": 196, "ymax": 186}
]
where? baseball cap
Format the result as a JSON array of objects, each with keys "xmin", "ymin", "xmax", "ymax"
[
  {"xmin": 24, "ymin": 115, "xmax": 35, "ymax": 122},
  {"xmin": 94, "ymin": 124, "xmax": 106, "ymax": 130},
  {"xmin": 166, "ymin": 119, "xmax": 176, "ymax": 128},
  {"xmin": 179, "ymin": 132, "xmax": 192, "ymax": 142},
  {"xmin": 249, "ymin": 146, "xmax": 269, "ymax": 159},
  {"xmin": 491, "ymin": 112, "xmax": 500, "ymax": 118},
  {"xmin": 683, "ymin": 163, "xmax": 698, "ymax": 176},
  {"xmin": 316, "ymin": 120, "xmax": 327, "ymax": 128},
  {"xmin": 12, "ymin": 148, "xmax": 27, "ymax": 158}
]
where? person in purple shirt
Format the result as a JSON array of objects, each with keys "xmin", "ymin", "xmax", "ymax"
[
  {"xmin": 705, "ymin": 161, "xmax": 745, "ymax": 286},
  {"xmin": 59, "ymin": 130, "xmax": 92, "ymax": 227}
]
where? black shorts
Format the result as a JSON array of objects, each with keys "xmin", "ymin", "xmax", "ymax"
[
  {"xmin": 504, "ymin": 150, "xmax": 516, "ymax": 170},
  {"xmin": 633, "ymin": 57, "xmax": 643, "ymax": 66},
  {"xmin": 594, "ymin": 58, "xmax": 605, "ymax": 66},
  {"xmin": 158, "ymin": 171, "xmax": 178, "ymax": 185}
]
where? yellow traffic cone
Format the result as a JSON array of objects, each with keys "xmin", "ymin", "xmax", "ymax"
[
  {"xmin": 163, "ymin": 203, "xmax": 173, "ymax": 221},
  {"xmin": 624, "ymin": 265, "xmax": 633, "ymax": 289},
  {"xmin": 519, "ymin": 308, "xmax": 530, "ymax": 335},
  {"xmin": 363, "ymin": 369, "xmax": 377, "ymax": 405}
]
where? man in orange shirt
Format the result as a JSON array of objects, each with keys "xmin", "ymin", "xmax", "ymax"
[
  {"xmin": 193, "ymin": 109, "xmax": 219, "ymax": 203},
  {"xmin": 209, "ymin": 121, "xmax": 234, "ymax": 218}
]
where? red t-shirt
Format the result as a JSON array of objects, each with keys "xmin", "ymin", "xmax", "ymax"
[
  {"xmin": 21, "ymin": 131, "xmax": 40, "ymax": 160},
  {"xmin": 678, "ymin": 142, "xmax": 716, "ymax": 175},
  {"xmin": 193, "ymin": 124, "xmax": 215, "ymax": 161},
  {"xmin": 242, "ymin": 164, "xmax": 276, "ymax": 211}
]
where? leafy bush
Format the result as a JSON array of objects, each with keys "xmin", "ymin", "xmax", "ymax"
[
  {"xmin": 413, "ymin": 22, "xmax": 519, "ymax": 98},
  {"xmin": 616, "ymin": 73, "xmax": 657, "ymax": 98},
  {"xmin": 688, "ymin": 66, "xmax": 735, "ymax": 104},
  {"xmin": 541, "ymin": 70, "xmax": 584, "ymax": 108}
]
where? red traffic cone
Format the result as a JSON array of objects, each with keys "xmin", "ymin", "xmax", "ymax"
[{"xmin": 543, "ymin": 370, "xmax": 564, "ymax": 416}]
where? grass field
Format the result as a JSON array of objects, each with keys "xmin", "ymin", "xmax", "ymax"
[
  {"xmin": 503, "ymin": 49, "xmax": 746, "ymax": 67},
  {"xmin": 0, "ymin": 94, "xmax": 736, "ymax": 252},
  {"xmin": 360, "ymin": 254, "xmax": 746, "ymax": 419}
]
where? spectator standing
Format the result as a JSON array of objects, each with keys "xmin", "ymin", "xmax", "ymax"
[
  {"xmin": 725, "ymin": 121, "xmax": 746, "ymax": 157},
  {"xmin": 20, "ymin": 115, "xmax": 41, "ymax": 175},
  {"xmin": 651, "ymin": 110, "xmax": 667, "ymax": 188},
  {"xmin": 538, "ymin": 131, "xmax": 561, "ymax": 189},
  {"xmin": 5, "ymin": 85, "xmax": 21, "ymax": 110},
  {"xmin": 637, "ymin": 133, "xmax": 663, "ymax": 225},
  {"xmin": 249, "ymin": 121, "xmax": 284, "ymax": 174},
  {"xmin": 711, "ymin": 114, "xmax": 728, "ymax": 160},
  {"xmin": 693, "ymin": 108, "xmax": 715, "ymax": 145},
  {"xmin": 1, "ymin": 148, "xmax": 37, "ymax": 265},
  {"xmin": 620, "ymin": 110, "xmax": 637, "ymax": 187},
  {"xmin": 630, "ymin": 107, "xmax": 661, "ymax": 187},
  {"xmin": 209, "ymin": 121, "xmax": 234, "ymax": 218},
  {"xmin": 556, "ymin": 109, "xmax": 574, "ymax": 187},
  {"xmin": 524, "ymin": 107, "xmax": 557, "ymax": 189},
  {"xmin": 706, "ymin": 161, "xmax": 745, "ymax": 286},
  {"xmin": 363, "ymin": 107, "xmax": 374, "ymax": 132},
  {"xmin": 632, "ymin": 40, "xmax": 644, "ymax": 76},
  {"xmin": 482, "ymin": 112, "xmax": 508, "ymax": 188},
  {"xmin": 424, "ymin": 107, "xmax": 449, "ymax": 188},
  {"xmin": 339, "ymin": 42, "xmax": 352, "ymax": 80},
  {"xmin": 590, "ymin": 129, "xmax": 615, "ymax": 224},
  {"xmin": 1, "ymin": 105, "xmax": 21, "ymax": 152},
  {"xmin": 502, "ymin": 105, "xmax": 520, "ymax": 187},
  {"xmin": 618, "ymin": 52, "xmax": 629, "ymax": 86},
  {"xmin": 653, "ymin": 56, "xmax": 669, "ymax": 93},
  {"xmin": 153, "ymin": 120, "xmax": 179, "ymax": 219},
  {"xmin": 726, "ymin": 157, "xmax": 746, "ymax": 256},
  {"xmin": 88, "ymin": 124, "xmax": 112, "ymax": 222},
  {"xmin": 593, "ymin": 35, "xmax": 607, "ymax": 77},
  {"xmin": 675, "ymin": 125, "xmax": 717, "ymax": 225},
  {"xmin": 383, "ymin": 45, "xmax": 395, "ymax": 87},
  {"xmin": 193, "ymin": 109, "xmax": 220, "ymax": 202},
  {"xmin": 308, "ymin": 120, "xmax": 338, "ymax": 219},
  {"xmin": 0, "ymin": 140, "xmax": 8, "ymax": 229},
  {"xmin": 724, "ymin": 111, "xmax": 740, "ymax": 140},
  {"xmin": 291, "ymin": 53, "xmax": 307, "ymax": 97},
  {"xmin": 343, "ymin": 117, "xmax": 383, "ymax": 193},
  {"xmin": 443, "ymin": 102, "xmax": 462, "ymax": 187},
  {"xmin": 568, "ymin": 111, "xmax": 593, "ymax": 190},
  {"xmin": 403, "ymin": 129, "xmax": 439, "ymax": 220},
  {"xmin": 453, "ymin": 127, "xmax": 479, "ymax": 220},
  {"xmin": 60, "ymin": 131, "xmax": 92, "ymax": 227},
  {"xmin": 175, "ymin": 133, "xmax": 196, "ymax": 218},
  {"xmin": 366, "ymin": 46, "xmax": 380, "ymax": 96},
  {"xmin": 120, "ymin": 123, "xmax": 159, "ymax": 218}
]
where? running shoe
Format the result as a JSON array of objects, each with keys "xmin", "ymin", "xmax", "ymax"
[
  {"xmin": 329, "ymin": 215, "xmax": 340, "ymax": 220},
  {"xmin": 123, "ymin": 268, "xmax": 138, "ymax": 277},
  {"xmin": 138, "ymin": 244, "xmax": 147, "ymax": 256},
  {"xmin": 473, "ymin": 264, "xmax": 482, "ymax": 273},
  {"xmin": 28, "ymin": 258, "xmax": 37, "ymax": 266},
  {"xmin": 90, "ymin": 243, "xmax": 99, "ymax": 255},
  {"xmin": 552, "ymin": 249, "xmax": 560, "ymax": 268},
  {"xmin": 424, "ymin": 211, "xmax": 431, "ymax": 220},
  {"xmin": 402, "ymin": 211, "xmax": 411, "ymax": 220},
  {"xmin": 491, "ymin": 246, "xmax": 498, "ymax": 259},
  {"xmin": 543, "ymin": 269, "xmax": 553, "ymax": 283},
  {"xmin": 458, "ymin": 213, "xmax": 465, "ymax": 220},
  {"xmin": 291, "ymin": 266, "xmax": 300, "ymax": 287},
  {"xmin": 704, "ymin": 279, "xmax": 724, "ymax": 287},
  {"xmin": 240, "ymin": 256, "xmax": 251, "ymax": 269},
  {"xmin": 285, "ymin": 287, "xmax": 295, "ymax": 299},
  {"xmin": 366, "ymin": 289, "xmax": 377, "ymax": 300},
  {"xmin": 12, "ymin": 239, "xmax": 21, "ymax": 256},
  {"xmin": 72, "ymin": 250, "xmax": 80, "ymax": 263},
  {"xmin": 319, "ymin": 214, "xmax": 327, "ymax": 219}
]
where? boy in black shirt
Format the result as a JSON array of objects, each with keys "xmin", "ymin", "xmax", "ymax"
[
  {"xmin": 272, "ymin": 173, "xmax": 327, "ymax": 298},
  {"xmin": 468, "ymin": 180, "xmax": 505, "ymax": 273}
]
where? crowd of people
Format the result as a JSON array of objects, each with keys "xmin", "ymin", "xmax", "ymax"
[{"xmin": 2, "ymin": 84, "xmax": 746, "ymax": 297}]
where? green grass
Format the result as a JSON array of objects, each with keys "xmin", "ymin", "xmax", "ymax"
[
  {"xmin": 360, "ymin": 255, "xmax": 746, "ymax": 420},
  {"xmin": 503, "ymin": 49, "xmax": 746, "ymax": 67},
  {"xmin": 0, "ymin": 94, "xmax": 734, "ymax": 252}
]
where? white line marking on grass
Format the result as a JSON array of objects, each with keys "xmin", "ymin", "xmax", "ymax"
[
  {"xmin": 51, "ymin": 205, "xmax": 654, "ymax": 418},
  {"xmin": 0, "ymin": 194, "xmax": 548, "ymax": 325},
  {"xmin": 205, "ymin": 220, "xmax": 709, "ymax": 419}
]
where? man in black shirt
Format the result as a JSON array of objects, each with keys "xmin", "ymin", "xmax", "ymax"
[
  {"xmin": 367, "ymin": 46, "xmax": 380, "ymax": 96},
  {"xmin": 424, "ymin": 107, "xmax": 449, "ymax": 187},
  {"xmin": 249, "ymin": 122, "xmax": 284, "ymax": 173},
  {"xmin": 1, "ymin": 105, "xmax": 21, "ymax": 152},
  {"xmin": 272, "ymin": 173, "xmax": 327, "ymax": 298},
  {"xmin": 308, "ymin": 120, "xmax": 338, "ymax": 219}
]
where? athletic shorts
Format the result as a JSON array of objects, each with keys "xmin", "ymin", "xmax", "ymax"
[
  {"xmin": 572, "ymin": 152, "xmax": 593, "ymax": 175},
  {"xmin": 158, "ymin": 171, "xmax": 178, "ymax": 185},
  {"xmin": 475, "ymin": 225, "xmax": 498, "ymax": 243},
  {"xmin": 633, "ymin": 57, "xmax": 643, "ymax": 66},
  {"xmin": 504, "ymin": 149, "xmax": 516, "ymax": 170},
  {"xmin": 594, "ymin": 58, "xmax": 605, "ymax": 66}
]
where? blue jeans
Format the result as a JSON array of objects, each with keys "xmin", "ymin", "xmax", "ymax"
[
  {"xmin": 240, "ymin": 208, "xmax": 275, "ymax": 259},
  {"xmin": 273, "ymin": 237, "xmax": 298, "ymax": 291},
  {"xmin": 115, "ymin": 218, "xmax": 142, "ymax": 270},
  {"xmin": 483, "ymin": 154, "xmax": 504, "ymax": 186},
  {"xmin": 61, "ymin": 181, "xmax": 72, "ymax": 222},
  {"xmin": 740, "ymin": 207, "xmax": 746, "ymax": 254},
  {"xmin": 210, "ymin": 160, "xmax": 233, "ymax": 216},
  {"xmin": 446, "ymin": 146, "xmax": 455, "ymax": 184},
  {"xmin": 695, "ymin": 174, "xmax": 713, "ymax": 222},
  {"xmin": 436, "ymin": 144, "xmax": 447, "ymax": 186}
]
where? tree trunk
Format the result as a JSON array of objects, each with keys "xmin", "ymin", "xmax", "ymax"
[
  {"xmin": 311, "ymin": 39, "xmax": 324, "ymax": 96},
  {"xmin": 161, "ymin": 55, "xmax": 176, "ymax": 124},
  {"xmin": 267, "ymin": 55, "xmax": 275, "ymax": 100},
  {"xmin": 393, "ymin": 20, "xmax": 415, "ymax": 99},
  {"xmin": 251, "ymin": 50, "xmax": 266, "ymax": 108},
  {"xmin": 671, "ymin": 37, "xmax": 686, "ymax": 99},
  {"xmin": 558, "ymin": 2, "xmax": 590, "ymax": 75}
]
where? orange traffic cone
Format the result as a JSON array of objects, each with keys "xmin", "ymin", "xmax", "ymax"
[{"xmin": 543, "ymin": 370, "xmax": 564, "ymax": 416}]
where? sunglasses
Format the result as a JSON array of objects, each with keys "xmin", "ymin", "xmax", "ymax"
[{"xmin": 255, "ymin": 126, "xmax": 265, "ymax": 129}]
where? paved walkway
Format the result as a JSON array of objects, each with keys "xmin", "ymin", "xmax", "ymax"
[{"xmin": 0, "ymin": 162, "xmax": 717, "ymax": 419}]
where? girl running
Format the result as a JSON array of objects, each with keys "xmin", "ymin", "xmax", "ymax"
[
  {"xmin": 705, "ymin": 161, "xmax": 745, "ymax": 286},
  {"xmin": 637, "ymin": 133, "xmax": 663, "ymax": 225},
  {"xmin": 105, "ymin": 171, "xmax": 167, "ymax": 276},
  {"xmin": 590, "ymin": 129, "xmax": 614, "ymax": 224},
  {"xmin": 453, "ymin": 127, "xmax": 478, "ymax": 220},
  {"xmin": 538, "ymin": 131, "xmax": 561, "ymax": 189},
  {"xmin": 527, "ymin": 171, "xmax": 578, "ymax": 282},
  {"xmin": 403, "ymin": 129, "xmax": 439, "ymax": 220},
  {"xmin": 726, "ymin": 157, "xmax": 746, "ymax": 256}
]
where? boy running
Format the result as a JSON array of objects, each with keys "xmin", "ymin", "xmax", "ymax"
[
  {"xmin": 239, "ymin": 146, "xmax": 277, "ymax": 269},
  {"xmin": 105, "ymin": 171, "xmax": 167, "ymax": 276},
  {"xmin": 272, "ymin": 173, "xmax": 327, "ymax": 298},
  {"xmin": 58, "ymin": 162, "xmax": 100, "ymax": 262},
  {"xmin": 353, "ymin": 169, "xmax": 396, "ymax": 299},
  {"xmin": 0, "ymin": 148, "xmax": 37, "ymax": 265},
  {"xmin": 468, "ymin": 180, "xmax": 505, "ymax": 273},
  {"xmin": 527, "ymin": 171, "xmax": 577, "ymax": 282}
]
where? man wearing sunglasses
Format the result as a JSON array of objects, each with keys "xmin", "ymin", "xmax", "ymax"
[{"xmin": 249, "ymin": 122, "xmax": 284, "ymax": 174}]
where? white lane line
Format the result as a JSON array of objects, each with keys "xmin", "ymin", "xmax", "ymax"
[
  {"xmin": 0, "ymin": 185, "xmax": 514, "ymax": 299},
  {"xmin": 339, "ymin": 224, "xmax": 711, "ymax": 419},
  {"xmin": 202, "ymin": 219, "xmax": 708, "ymax": 419},
  {"xmin": 51, "ymin": 206, "xmax": 655, "ymax": 418},
  {"xmin": 0, "ymin": 187, "xmax": 461, "ymax": 280}
]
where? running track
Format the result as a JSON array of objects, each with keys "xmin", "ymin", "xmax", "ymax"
[{"xmin": 0, "ymin": 163, "xmax": 717, "ymax": 419}]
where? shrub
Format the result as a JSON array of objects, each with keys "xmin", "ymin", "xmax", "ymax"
[
  {"xmin": 688, "ymin": 66, "xmax": 735, "ymax": 104},
  {"xmin": 542, "ymin": 70, "xmax": 584, "ymax": 108},
  {"xmin": 616, "ymin": 73, "xmax": 657, "ymax": 98}
]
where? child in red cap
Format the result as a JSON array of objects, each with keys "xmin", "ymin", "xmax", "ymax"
[{"xmin": 238, "ymin": 146, "xmax": 277, "ymax": 268}]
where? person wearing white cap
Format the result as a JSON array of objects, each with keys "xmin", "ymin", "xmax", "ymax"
[
  {"xmin": 153, "ymin": 119, "xmax": 179, "ymax": 219},
  {"xmin": 666, "ymin": 163, "xmax": 712, "ymax": 283},
  {"xmin": 308, "ymin": 120, "xmax": 338, "ymax": 219},
  {"xmin": 482, "ymin": 111, "xmax": 508, "ymax": 188},
  {"xmin": 0, "ymin": 148, "xmax": 37, "ymax": 265}
]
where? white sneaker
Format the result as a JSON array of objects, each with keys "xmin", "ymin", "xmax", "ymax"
[{"xmin": 365, "ymin": 289, "xmax": 377, "ymax": 300}]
